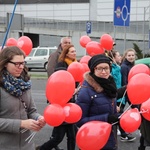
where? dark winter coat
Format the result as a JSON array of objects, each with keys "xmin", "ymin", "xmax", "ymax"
[
  {"xmin": 121, "ymin": 59, "xmax": 134, "ymax": 86},
  {"xmin": 140, "ymin": 116, "xmax": 150, "ymax": 144},
  {"xmin": 76, "ymin": 73, "xmax": 118, "ymax": 150}
]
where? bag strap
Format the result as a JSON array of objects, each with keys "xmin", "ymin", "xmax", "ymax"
[{"xmin": 19, "ymin": 97, "xmax": 27, "ymax": 112}]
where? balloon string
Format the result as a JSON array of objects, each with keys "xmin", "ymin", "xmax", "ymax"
[
  {"xmin": 140, "ymin": 109, "xmax": 149, "ymax": 114},
  {"xmin": 1, "ymin": 0, "xmax": 19, "ymax": 49},
  {"xmin": 20, "ymin": 128, "xmax": 28, "ymax": 133},
  {"xmin": 118, "ymin": 104, "xmax": 132, "ymax": 119},
  {"xmin": 118, "ymin": 89, "xmax": 127, "ymax": 108},
  {"xmin": 25, "ymin": 132, "xmax": 37, "ymax": 143},
  {"xmin": 112, "ymin": 121, "xmax": 118, "ymax": 126},
  {"xmin": 111, "ymin": 104, "xmax": 132, "ymax": 126},
  {"xmin": 73, "ymin": 84, "xmax": 81, "ymax": 95}
]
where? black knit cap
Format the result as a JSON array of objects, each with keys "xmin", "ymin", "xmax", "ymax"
[{"xmin": 88, "ymin": 54, "xmax": 111, "ymax": 73}]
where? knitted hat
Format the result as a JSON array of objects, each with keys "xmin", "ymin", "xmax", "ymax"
[{"xmin": 88, "ymin": 54, "xmax": 111, "ymax": 73}]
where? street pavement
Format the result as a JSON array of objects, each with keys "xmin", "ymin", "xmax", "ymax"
[{"xmin": 30, "ymin": 77, "xmax": 150, "ymax": 150}]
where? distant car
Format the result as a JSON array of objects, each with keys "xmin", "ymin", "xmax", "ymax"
[{"xmin": 25, "ymin": 46, "xmax": 57, "ymax": 71}]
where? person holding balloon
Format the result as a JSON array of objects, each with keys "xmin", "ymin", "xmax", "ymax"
[
  {"xmin": 0, "ymin": 46, "xmax": 46, "ymax": 150},
  {"xmin": 76, "ymin": 54, "xmax": 120, "ymax": 150},
  {"xmin": 108, "ymin": 50, "xmax": 136, "ymax": 142},
  {"xmin": 121, "ymin": 48, "xmax": 136, "ymax": 107},
  {"xmin": 38, "ymin": 44, "xmax": 78, "ymax": 150},
  {"xmin": 44, "ymin": 36, "xmax": 72, "ymax": 150}
]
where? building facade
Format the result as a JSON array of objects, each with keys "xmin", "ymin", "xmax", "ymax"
[{"xmin": 0, "ymin": 0, "xmax": 150, "ymax": 56}]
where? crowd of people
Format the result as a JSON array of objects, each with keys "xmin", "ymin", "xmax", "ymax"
[{"xmin": 0, "ymin": 36, "xmax": 149, "ymax": 150}]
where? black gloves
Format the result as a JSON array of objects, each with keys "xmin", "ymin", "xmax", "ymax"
[{"xmin": 108, "ymin": 114, "xmax": 119, "ymax": 124}]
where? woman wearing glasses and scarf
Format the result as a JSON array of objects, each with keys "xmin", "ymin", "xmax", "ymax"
[
  {"xmin": 0, "ymin": 46, "xmax": 45, "ymax": 150},
  {"xmin": 76, "ymin": 54, "xmax": 122, "ymax": 150}
]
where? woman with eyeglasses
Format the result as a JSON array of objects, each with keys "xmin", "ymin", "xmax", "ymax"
[
  {"xmin": 0, "ymin": 46, "xmax": 46, "ymax": 150},
  {"xmin": 76, "ymin": 54, "xmax": 122, "ymax": 150}
]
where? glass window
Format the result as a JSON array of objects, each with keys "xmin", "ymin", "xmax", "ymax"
[
  {"xmin": 34, "ymin": 49, "xmax": 47, "ymax": 56},
  {"xmin": 49, "ymin": 49, "xmax": 57, "ymax": 54},
  {"xmin": 28, "ymin": 49, "xmax": 36, "ymax": 57}
]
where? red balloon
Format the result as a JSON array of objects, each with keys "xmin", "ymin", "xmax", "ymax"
[
  {"xmin": 67, "ymin": 62, "xmax": 84, "ymax": 82},
  {"xmin": 140, "ymin": 98, "xmax": 150, "ymax": 121},
  {"xmin": 76, "ymin": 121, "xmax": 111, "ymax": 150},
  {"xmin": 46, "ymin": 70, "xmax": 75, "ymax": 106},
  {"xmin": 120, "ymin": 108, "xmax": 141, "ymax": 133},
  {"xmin": 127, "ymin": 73, "xmax": 150, "ymax": 104},
  {"xmin": 79, "ymin": 55, "xmax": 91, "ymax": 64},
  {"xmin": 79, "ymin": 35, "xmax": 91, "ymax": 48},
  {"xmin": 6, "ymin": 38, "xmax": 17, "ymax": 46},
  {"xmin": 128, "ymin": 64, "xmax": 150, "ymax": 81},
  {"xmin": 17, "ymin": 36, "xmax": 33, "ymax": 56},
  {"xmin": 44, "ymin": 104, "xmax": 65, "ymax": 126},
  {"xmin": 86, "ymin": 41, "xmax": 105, "ymax": 56},
  {"xmin": 63, "ymin": 103, "xmax": 82, "ymax": 123},
  {"xmin": 100, "ymin": 34, "xmax": 113, "ymax": 51},
  {"xmin": 81, "ymin": 63, "xmax": 90, "ymax": 73}
]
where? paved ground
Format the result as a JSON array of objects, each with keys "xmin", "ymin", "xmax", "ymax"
[{"xmin": 30, "ymin": 76, "xmax": 150, "ymax": 150}]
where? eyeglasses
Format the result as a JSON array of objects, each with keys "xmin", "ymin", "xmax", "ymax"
[
  {"xmin": 8, "ymin": 61, "xmax": 26, "ymax": 67},
  {"xmin": 95, "ymin": 67, "xmax": 110, "ymax": 72}
]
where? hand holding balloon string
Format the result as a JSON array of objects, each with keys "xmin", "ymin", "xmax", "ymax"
[{"xmin": 21, "ymin": 116, "xmax": 46, "ymax": 143}]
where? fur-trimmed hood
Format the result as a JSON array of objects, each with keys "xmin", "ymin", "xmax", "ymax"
[{"xmin": 83, "ymin": 72, "xmax": 103, "ymax": 93}]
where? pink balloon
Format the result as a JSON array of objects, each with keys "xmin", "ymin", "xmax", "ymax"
[
  {"xmin": 120, "ymin": 108, "xmax": 141, "ymax": 133},
  {"xmin": 79, "ymin": 55, "xmax": 91, "ymax": 64},
  {"xmin": 63, "ymin": 103, "xmax": 82, "ymax": 123},
  {"xmin": 6, "ymin": 38, "xmax": 17, "ymax": 46},
  {"xmin": 86, "ymin": 41, "xmax": 105, "ymax": 56},
  {"xmin": 127, "ymin": 73, "xmax": 150, "ymax": 104},
  {"xmin": 79, "ymin": 35, "xmax": 91, "ymax": 48},
  {"xmin": 100, "ymin": 34, "xmax": 113, "ymax": 51},
  {"xmin": 76, "ymin": 121, "xmax": 111, "ymax": 150},
  {"xmin": 128, "ymin": 64, "xmax": 150, "ymax": 81},
  {"xmin": 140, "ymin": 98, "xmax": 150, "ymax": 121},
  {"xmin": 67, "ymin": 62, "xmax": 85, "ymax": 82},
  {"xmin": 44, "ymin": 104, "xmax": 65, "ymax": 126},
  {"xmin": 46, "ymin": 70, "xmax": 75, "ymax": 106}
]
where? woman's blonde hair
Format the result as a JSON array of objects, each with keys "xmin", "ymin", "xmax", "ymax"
[{"xmin": 122, "ymin": 48, "xmax": 136, "ymax": 62}]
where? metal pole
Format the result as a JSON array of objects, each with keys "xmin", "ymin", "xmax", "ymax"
[
  {"xmin": 124, "ymin": 26, "xmax": 126, "ymax": 51},
  {"xmin": 143, "ymin": 7, "xmax": 146, "ymax": 57},
  {"xmin": 1, "ymin": 0, "xmax": 19, "ymax": 49}
]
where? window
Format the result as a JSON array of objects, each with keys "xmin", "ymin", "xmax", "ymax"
[{"xmin": 34, "ymin": 49, "xmax": 47, "ymax": 56}]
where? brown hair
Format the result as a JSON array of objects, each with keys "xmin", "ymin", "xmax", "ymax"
[
  {"xmin": 0, "ymin": 46, "xmax": 30, "ymax": 85},
  {"xmin": 58, "ymin": 44, "xmax": 74, "ymax": 62},
  {"xmin": 108, "ymin": 50, "xmax": 119, "ymax": 61}
]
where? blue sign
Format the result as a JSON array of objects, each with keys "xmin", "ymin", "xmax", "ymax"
[
  {"xmin": 114, "ymin": 0, "xmax": 131, "ymax": 26},
  {"xmin": 86, "ymin": 21, "xmax": 91, "ymax": 34}
]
